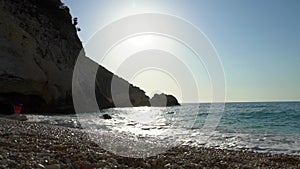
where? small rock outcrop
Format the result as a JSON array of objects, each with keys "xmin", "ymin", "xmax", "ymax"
[
  {"xmin": 102, "ymin": 114, "xmax": 112, "ymax": 120},
  {"xmin": 150, "ymin": 93, "xmax": 180, "ymax": 107}
]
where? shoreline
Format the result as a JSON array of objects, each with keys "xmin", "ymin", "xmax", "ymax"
[{"xmin": 0, "ymin": 118, "xmax": 299, "ymax": 169}]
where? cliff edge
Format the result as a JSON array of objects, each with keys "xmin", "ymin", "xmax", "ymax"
[{"xmin": 0, "ymin": 0, "xmax": 179, "ymax": 114}]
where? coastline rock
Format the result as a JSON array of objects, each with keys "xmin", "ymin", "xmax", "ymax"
[
  {"xmin": 0, "ymin": 0, "xmax": 179, "ymax": 114},
  {"xmin": 102, "ymin": 114, "xmax": 112, "ymax": 120},
  {"xmin": 95, "ymin": 61, "xmax": 150, "ymax": 109},
  {"xmin": 6, "ymin": 115, "xmax": 28, "ymax": 121},
  {"xmin": 72, "ymin": 54, "xmax": 151, "ymax": 113},
  {"xmin": 150, "ymin": 93, "xmax": 180, "ymax": 107},
  {"xmin": 0, "ymin": 0, "xmax": 80, "ymax": 114}
]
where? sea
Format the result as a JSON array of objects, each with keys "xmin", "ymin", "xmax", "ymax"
[{"xmin": 27, "ymin": 102, "xmax": 300, "ymax": 156}]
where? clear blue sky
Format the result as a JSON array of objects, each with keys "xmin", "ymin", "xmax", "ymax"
[{"xmin": 63, "ymin": 0, "xmax": 300, "ymax": 102}]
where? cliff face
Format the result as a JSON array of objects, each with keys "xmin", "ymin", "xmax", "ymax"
[
  {"xmin": 0, "ymin": 0, "xmax": 82, "ymax": 113},
  {"xmin": 95, "ymin": 65, "xmax": 150, "ymax": 109},
  {"xmin": 0, "ymin": 0, "xmax": 178, "ymax": 114}
]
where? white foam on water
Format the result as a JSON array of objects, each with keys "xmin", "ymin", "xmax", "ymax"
[{"xmin": 26, "ymin": 103, "xmax": 300, "ymax": 156}]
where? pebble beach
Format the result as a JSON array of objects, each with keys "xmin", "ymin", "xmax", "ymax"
[{"xmin": 0, "ymin": 118, "xmax": 299, "ymax": 169}]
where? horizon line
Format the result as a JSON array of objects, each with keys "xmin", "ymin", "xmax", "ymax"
[{"xmin": 181, "ymin": 100, "xmax": 300, "ymax": 104}]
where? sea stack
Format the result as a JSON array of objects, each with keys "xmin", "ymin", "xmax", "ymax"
[{"xmin": 150, "ymin": 93, "xmax": 180, "ymax": 107}]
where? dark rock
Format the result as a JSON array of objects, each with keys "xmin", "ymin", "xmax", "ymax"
[
  {"xmin": 95, "ymin": 63, "xmax": 150, "ymax": 109},
  {"xmin": 141, "ymin": 126, "xmax": 151, "ymax": 130},
  {"xmin": 0, "ymin": 0, "xmax": 80, "ymax": 113},
  {"xmin": 0, "ymin": 0, "xmax": 179, "ymax": 114},
  {"xmin": 7, "ymin": 115, "xmax": 28, "ymax": 121},
  {"xmin": 102, "ymin": 114, "xmax": 112, "ymax": 120},
  {"xmin": 150, "ymin": 93, "xmax": 180, "ymax": 107}
]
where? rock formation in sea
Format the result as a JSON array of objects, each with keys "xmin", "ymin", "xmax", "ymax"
[
  {"xmin": 150, "ymin": 93, "xmax": 180, "ymax": 107},
  {"xmin": 0, "ymin": 0, "xmax": 179, "ymax": 114}
]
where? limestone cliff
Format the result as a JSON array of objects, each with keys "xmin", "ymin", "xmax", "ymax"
[
  {"xmin": 0, "ymin": 0, "xmax": 178, "ymax": 114},
  {"xmin": 0, "ymin": 0, "xmax": 81, "ymax": 113},
  {"xmin": 95, "ymin": 64, "xmax": 150, "ymax": 109}
]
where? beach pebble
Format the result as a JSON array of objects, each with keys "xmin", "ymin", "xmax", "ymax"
[
  {"xmin": 37, "ymin": 163, "xmax": 45, "ymax": 168},
  {"xmin": 45, "ymin": 164, "xmax": 60, "ymax": 169},
  {"xmin": 92, "ymin": 161, "xmax": 107, "ymax": 168},
  {"xmin": 6, "ymin": 159, "xmax": 18, "ymax": 168},
  {"xmin": 164, "ymin": 163, "xmax": 171, "ymax": 168},
  {"xmin": 65, "ymin": 158, "xmax": 71, "ymax": 163}
]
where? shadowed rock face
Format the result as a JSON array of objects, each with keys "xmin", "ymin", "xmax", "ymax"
[
  {"xmin": 0, "ymin": 0, "xmax": 179, "ymax": 114},
  {"xmin": 0, "ymin": 0, "xmax": 81, "ymax": 113},
  {"xmin": 150, "ymin": 94, "xmax": 180, "ymax": 107},
  {"xmin": 95, "ymin": 65, "xmax": 150, "ymax": 109}
]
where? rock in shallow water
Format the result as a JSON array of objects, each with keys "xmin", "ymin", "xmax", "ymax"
[
  {"xmin": 102, "ymin": 114, "xmax": 112, "ymax": 120},
  {"xmin": 6, "ymin": 115, "xmax": 28, "ymax": 121}
]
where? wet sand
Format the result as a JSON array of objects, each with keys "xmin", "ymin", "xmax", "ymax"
[{"xmin": 0, "ymin": 118, "xmax": 299, "ymax": 169}]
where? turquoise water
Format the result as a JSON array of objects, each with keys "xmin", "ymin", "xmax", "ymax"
[
  {"xmin": 219, "ymin": 102, "xmax": 300, "ymax": 134},
  {"xmin": 27, "ymin": 102, "xmax": 300, "ymax": 155}
]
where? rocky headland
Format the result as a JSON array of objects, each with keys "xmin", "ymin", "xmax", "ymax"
[{"xmin": 0, "ymin": 0, "xmax": 179, "ymax": 114}]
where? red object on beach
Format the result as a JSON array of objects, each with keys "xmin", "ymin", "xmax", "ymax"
[{"xmin": 14, "ymin": 104, "xmax": 23, "ymax": 115}]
